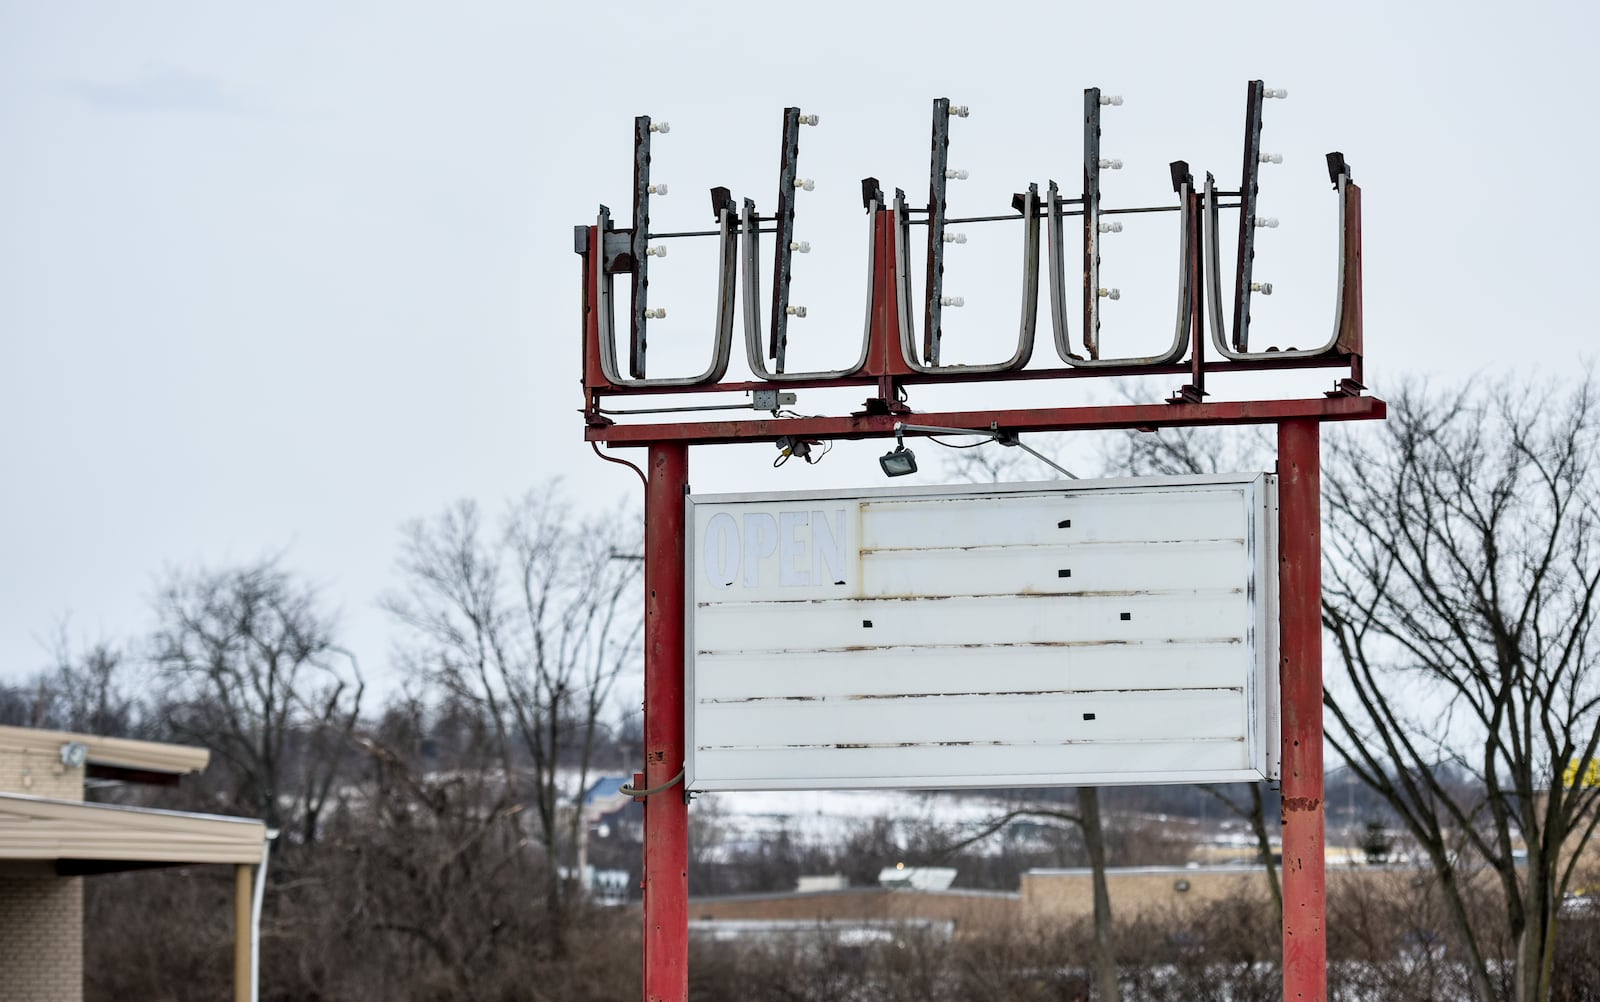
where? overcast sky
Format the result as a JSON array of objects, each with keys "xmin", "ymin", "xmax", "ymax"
[{"xmin": 3, "ymin": 1, "xmax": 1596, "ymax": 694}]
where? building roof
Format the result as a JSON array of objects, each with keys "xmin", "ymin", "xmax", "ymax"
[
  {"xmin": 584, "ymin": 776, "xmax": 630, "ymax": 804},
  {"xmin": 0, "ymin": 724, "xmax": 210, "ymax": 780},
  {"xmin": 0, "ymin": 792, "xmax": 266, "ymax": 872}
]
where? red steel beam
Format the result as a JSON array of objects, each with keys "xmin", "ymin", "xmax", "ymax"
[
  {"xmin": 586, "ymin": 352, "xmax": 1357, "ymax": 400},
  {"xmin": 1278, "ymin": 418, "xmax": 1326, "ymax": 1001},
  {"xmin": 589, "ymin": 394, "xmax": 1384, "ymax": 447},
  {"xmin": 641, "ymin": 443, "xmax": 689, "ymax": 1002}
]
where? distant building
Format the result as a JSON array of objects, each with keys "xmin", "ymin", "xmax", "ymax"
[
  {"xmin": 877, "ymin": 865, "xmax": 957, "ymax": 891},
  {"xmin": 795, "ymin": 873, "xmax": 848, "ymax": 894}
]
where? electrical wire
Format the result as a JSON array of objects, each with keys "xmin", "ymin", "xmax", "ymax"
[
  {"xmin": 618, "ymin": 768, "xmax": 685, "ymax": 798},
  {"xmin": 771, "ymin": 410, "xmax": 834, "ymax": 468},
  {"xmin": 908, "ymin": 425, "xmax": 1079, "ymax": 478},
  {"xmin": 591, "ymin": 441, "xmax": 648, "ymax": 491}
]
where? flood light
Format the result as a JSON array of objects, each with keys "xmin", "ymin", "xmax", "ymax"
[
  {"xmin": 60, "ymin": 742, "xmax": 88, "ymax": 769},
  {"xmin": 879, "ymin": 445, "xmax": 918, "ymax": 477}
]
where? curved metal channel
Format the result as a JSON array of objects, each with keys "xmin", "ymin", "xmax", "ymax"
[
  {"xmin": 739, "ymin": 197, "xmax": 874, "ymax": 381},
  {"xmin": 1204, "ymin": 170, "xmax": 1352, "ymax": 360},
  {"xmin": 1048, "ymin": 178, "xmax": 1193, "ymax": 367},
  {"xmin": 891, "ymin": 185, "xmax": 1040, "ymax": 375},
  {"xmin": 594, "ymin": 203, "xmax": 738, "ymax": 387}
]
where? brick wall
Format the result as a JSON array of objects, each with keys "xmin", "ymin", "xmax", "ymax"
[
  {"xmin": 0, "ymin": 746, "xmax": 88, "ymax": 1001},
  {"xmin": 0, "ymin": 748, "xmax": 85, "ymax": 801},
  {"xmin": 0, "ymin": 876, "xmax": 84, "ymax": 1002}
]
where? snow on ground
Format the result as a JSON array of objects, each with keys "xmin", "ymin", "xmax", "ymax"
[{"xmin": 689, "ymin": 788, "xmax": 1023, "ymax": 860}]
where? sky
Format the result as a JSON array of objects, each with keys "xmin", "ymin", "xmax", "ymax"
[{"xmin": 3, "ymin": 1, "xmax": 1597, "ymax": 696}]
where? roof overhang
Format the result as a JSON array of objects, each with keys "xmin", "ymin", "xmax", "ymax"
[
  {"xmin": 0, "ymin": 725, "xmax": 210, "ymax": 779},
  {"xmin": 0, "ymin": 792, "xmax": 267, "ymax": 875}
]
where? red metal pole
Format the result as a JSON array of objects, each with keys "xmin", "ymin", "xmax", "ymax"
[
  {"xmin": 1278, "ymin": 418, "xmax": 1326, "ymax": 1001},
  {"xmin": 642, "ymin": 443, "xmax": 689, "ymax": 1002}
]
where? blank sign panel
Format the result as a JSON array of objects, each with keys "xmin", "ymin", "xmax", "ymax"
[{"xmin": 685, "ymin": 475, "xmax": 1278, "ymax": 792}]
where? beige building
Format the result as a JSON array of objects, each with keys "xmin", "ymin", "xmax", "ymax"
[
  {"xmin": 687, "ymin": 862, "xmax": 1480, "ymax": 942},
  {"xmin": 0, "ymin": 725, "xmax": 268, "ymax": 1002}
]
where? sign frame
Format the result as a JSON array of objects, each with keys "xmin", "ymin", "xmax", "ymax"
[{"xmin": 683, "ymin": 472, "xmax": 1280, "ymax": 793}]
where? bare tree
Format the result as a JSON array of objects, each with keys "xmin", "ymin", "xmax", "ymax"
[
  {"xmin": 1322, "ymin": 378, "xmax": 1600, "ymax": 1002},
  {"xmin": 1, "ymin": 630, "xmax": 141, "ymax": 736},
  {"xmin": 1110, "ymin": 377, "xmax": 1600, "ymax": 1002},
  {"xmin": 385, "ymin": 485, "xmax": 642, "ymax": 955},
  {"xmin": 151, "ymin": 558, "xmax": 364, "ymax": 842}
]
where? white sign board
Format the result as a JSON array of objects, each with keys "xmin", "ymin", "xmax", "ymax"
[{"xmin": 685, "ymin": 475, "xmax": 1278, "ymax": 792}]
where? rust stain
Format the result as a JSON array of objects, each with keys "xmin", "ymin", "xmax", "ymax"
[
  {"xmin": 703, "ymin": 685, "xmax": 1245, "ymax": 705},
  {"xmin": 701, "ymin": 586, "xmax": 1243, "ymax": 607},
  {"xmin": 700, "ymin": 636, "xmax": 1246, "ymax": 657}
]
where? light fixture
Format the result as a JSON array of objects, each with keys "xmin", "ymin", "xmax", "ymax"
[
  {"xmin": 60, "ymin": 742, "xmax": 89, "ymax": 769},
  {"xmin": 879, "ymin": 424, "xmax": 918, "ymax": 477},
  {"xmin": 880, "ymin": 445, "xmax": 918, "ymax": 477}
]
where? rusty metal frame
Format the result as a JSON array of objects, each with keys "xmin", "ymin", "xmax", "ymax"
[
  {"xmin": 1082, "ymin": 88, "xmax": 1106, "ymax": 359},
  {"xmin": 628, "ymin": 117, "xmax": 652, "ymax": 378},
  {"xmin": 577, "ymin": 91, "xmax": 1365, "ymax": 418},
  {"xmin": 583, "ymin": 88, "xmax": 1376, "ymax": 1002},
  {"xmin": 922, "ymin": 98, "xmax": 953, "ymax": 365},
  {"xmin": 768, "ymin": 108, "xmax": 803, "ymax": 369},
  {"xmin": 587, "ymin": 394, "xmax": 1382, "ymax": 446},
  {"xmin": 920, "ymin": 97, "xmax": 962, "ymax": 366},
  {"xmin": 1232, "ymin": 81, "xmax": 1267, "ymax": 355}
]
